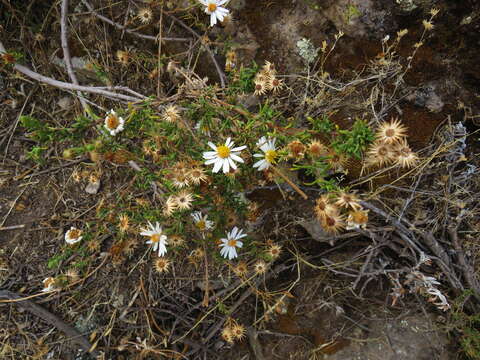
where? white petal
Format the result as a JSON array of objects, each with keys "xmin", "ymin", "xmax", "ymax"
[
  {"xmin": 205, "ymin": 158, "xmax": 219, "ymax": 166},
  {"xmin": 208, "ymin": 142, "xmax": 217, "ymax": 151},
  {"xmin": 230, "ymin": 153, "xmax": 244, "ymax": 163},
  {"xmin": 222, "ymin": 158, "xmax": 230, "ymax": 173},
  {"xmin": 228, "ymin": 157, "xmax": 237, "ymax": 170},
  {"xmin": 212, "ymin": 159, "xmax": 223, "ymax": 173},
  {"xmin": 236, "ymin": 240, "xmax": 243, "ymax": 248},
  {"xmin": 225, "ymin": 137, "xmax": 232, "ymax": 147},
  {"xmin": 231, "ymin": 145, "xmax": 247, "ymax": 152},
  {"xmin": 210, "ymin": 13, "xmax": 216, "ymax": 26}
]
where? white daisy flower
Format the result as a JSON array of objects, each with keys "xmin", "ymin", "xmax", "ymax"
[
  {"xmin": 41, "ymin": 277, "xmax": 56, "ymax": 292},
  {"xmin": 253, "ymin": 136, "xmax": 277, "ymax": 171},
  {"xmin": 219, "ymin": 226, "xmax": 247, "ymax": 260},
  {"xmin": 104, "ymin": 109, "xmax": 125, "ymax": 136},
  {"xmin": 199, "ymin": 0, "xmax": 230, "ymax": 27},
  {"xmin": 140, "ymin": 221, "xmax": 168, "ymax": 257},
  {"xmin": 203, "ymin": 137, "xmax": 246, "ymax": 174},
  {"xmin": 192, "ymin": 211, "xmax": 214, "ymax": 235},
  {"xmin": 65, "ymin": 227, "xmax": 83, "ymax": 245}
]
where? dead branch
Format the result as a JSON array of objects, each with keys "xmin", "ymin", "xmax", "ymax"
[
  {"xmin": 247, "ymin": 327, "xmax": 266, "ymax": 360},
  {"xmin": 0, "ymin": 40, "xmax": 146, "ymax": 103},
  {"xmin": 60, "ymin": 0, "xmax": 88, "ymax": 112},
  {"xmin": 80, "ymin": 0, "xmax": 190, "ymax": 42},
  {"xmin": 0, "ymin": 289, "xmax": 101, "ymax": 358},
  {"xmin": 164, "ymin": 13, "xmax": 226, "ymax": 88}
]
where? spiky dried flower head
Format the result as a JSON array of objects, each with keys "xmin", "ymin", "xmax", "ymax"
[
  {"xmin": 430, "ymin": 8, "xmax": 440, "ymax": 17},
  {"xmin": 65, "ymin": 269, "xmax": 79, "ymax": 282},
  {"xmin": 116, "ymin": 50, "xmax": 130, "ymax": 66},
  {"xmin": 169, "ymin": 235, "xmax": 185, "ymax": 247},
  {"xmin": 267, "ymin": 244, "xmax": 282, "ymax": 259},
  {"xmin": 226, "ymin": 211, "xmax": 238, "ymax": 228},
  {"xmin": 137, "ymin": 8, "xmax": 153, "ymax": 24},
  {"xmin": 231, "ymin": 323, "xmax": 246, "ymax": 340},
  {"xmin": 171, "ymin": 169, "xmax": 190, "ymax": 189},
  {"xmin": 262, "ymin": 60, "xmax": 276, "ymax": 75},
  {"xmin": 393, "ymin": 140, "xmax": 418, "ymax": 168},
  {"xmin": 335, "ymin": 191, "xmax": 361, "ymax": 211},
  {"xmin": 174, "ymin": 190, "xmax": 194, "ymax": 210},
  {"xmin": 288, "ymin": 140, "xmax": 306, "ymax": 159},
  {"xmin": 221, "ymin": 326, "xmax": 234, "ymax": 344},
  {"xmin": 118, "ymin": 214, "xmax": 130, "ymax": 233},
  {"xmin": 376, "ymin": 118, "xmax": 408, "ymax": 144},
  {"xmin": 233, "ymin": 261, "xmax": 249, "ymax": 277},
  {"xmin": 123, "ymin": 238, "xmax": 137, "ymax": 256},
  {"xmin": 254, "ymin": 260, "xmax": 267, "ymax": 275},
  {"xmin": 163, "ymin": 195, "xmax": 178, "ymax": 217},
  {"xmin": 253, "ymin": 80, "xmax": 267, "ymax": 96},
  {"xmin": 326, "ymin": 150, "xmax": 348, "ymax": 171},
  {"xmin": 154, "ymin": 257, "xmax": 171, "ymax": 273},
  {"xmin": 267, "ymin": 77, "xmax": 284, "ymax": 93},
  {"xmin": 187, "ymin": 167, "xmax": 208, "ymax": 185},
  {"xmin": 162, "ymin": 105, "xmax": 181, "ymax": 123},
  {"xmin": 321, "ymin": 213, "xmax": 345, "ymax": 234},
  {"xmin": 191, "ymin": 247, "xmax": 205, "ymax": 259},
  {"xmin": 422, "ymin": 19, "xmax": 434, "ymax": 31},
  {"xmin": 366, "ymin": 141, "xmax": 395, "ymax": 167},
  {"xmin": 308, "ymin": 140, "xmax": 327, "ymax": 157},
  {"xmin": 346, "ymin": 209, "xmax": 369, "ymax": 230},
  {"xmin": 86, "ymin": 239, "xmax": 101, "ymax": 252},
  {"xmin": 315, "ymin": 201, "xmax": 339, "ymax": 221}
]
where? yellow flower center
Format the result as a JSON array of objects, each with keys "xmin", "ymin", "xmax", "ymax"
[
  {"xmin": 196, "ymin": 220, "xmax": 206, "ymax": 231},
  {"xmin": 217, "ymin": 145, "xmax": 231, "ymax": 159},
  {"xmin": 106, "ymin": 114, "xmax": 119, "ymax": 129},
  {"xmin": 69, "ymin": 229, "xmax": 81, "ymax": 239},
  {"xmin": 208, "ymin": 3, "xmax": 217, "ymax": 12},
  {"xmin": 150, "ymin": 234, "xmax": 161, "ymax": 243},
  {"xmin": 227, "ymin": 239, "xmax": 237, "ymax": 247},
  {"xmin": 265, "ymin": 149, "xmax": 277, "ymax": 163}
]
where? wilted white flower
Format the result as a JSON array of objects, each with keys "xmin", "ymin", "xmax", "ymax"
[
  {"xmin": 219, "ymin": 227, "xmax": 247, "ymax": 260},
  {"xmin": 203, "ymin": 137, "xmax": 246, "ymax": 174},
  {"xmin": 42, "ymin": 277, "xmax": 56, "ymax": 292},
  {"xmin": 253, "ymin": 136, "xmax": 277, "ymax": 171},
  {"xmin": 192, "ymin": 211, "xmax": 214, "ymax": 233},
  {"xmin": 199, "ymin": 0, "xmax": 230, "ymax": 27},
  {"xmin": 104, "ymin": 109, "xmax": 125, "ymax": 136},
  {"xmin": 141, "ymin": 222, "xmax": 168, "ymax": 256},
  {"xmin": 65, "ymin": 227, "xmax": 82, "ymax": 245}
]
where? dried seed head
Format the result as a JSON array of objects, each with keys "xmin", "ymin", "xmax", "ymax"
[
  {"xmin": 154, "ymin": 258, "xmax": 171, "ymax": 273},
  {"xmin": 287, "ymin": 140, "xmax": 306, "ymax": 159},
  {"xmin": 233, "ymin": 261, "xmax": 249, "ymax": 277},
  {"xmin": 137, "ymin": 8, "xmax": 153, "ymax": 24},
  {"xmin": 254, "ymin": 260, "xmax": 267, "ymax": 275},
  {"xmin": 376, "ymin": 118, "xmax": 408, "ymax": 144},
  {"xmin": 231, "ymin": 323, "xmax": 246, "ymax": 340},
  {"xmin": 116, "ymin": 50, "xmax": 130, "ymax": 65},
  {"xmin": 321, "ymin": 213, "xmax": 345, "ymax": 234}
]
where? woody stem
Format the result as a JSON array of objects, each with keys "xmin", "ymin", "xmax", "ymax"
[{"xmin": 271, "ymin": 167, "xmax": 308, "ymax": 200}]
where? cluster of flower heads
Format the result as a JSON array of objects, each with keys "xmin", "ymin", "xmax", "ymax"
[
  {"xmin": 366, "ymin": 118, "xmax": 418, "ymax": 168},
  {"xmin": 221, "ymin": 318, "xmax": 246, "ymax": 344},
  {"xmin": 253, "ymin": 61, "xmax": 284, "ymax": 96},
  {"xmin": 314, "ymin": 191, "xmax": 369, "ymax": 234}
]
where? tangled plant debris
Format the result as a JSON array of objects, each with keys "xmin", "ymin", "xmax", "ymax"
[{"xmin": 0, "ymin": 0, "xmax": 479, "ymax": 359}]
